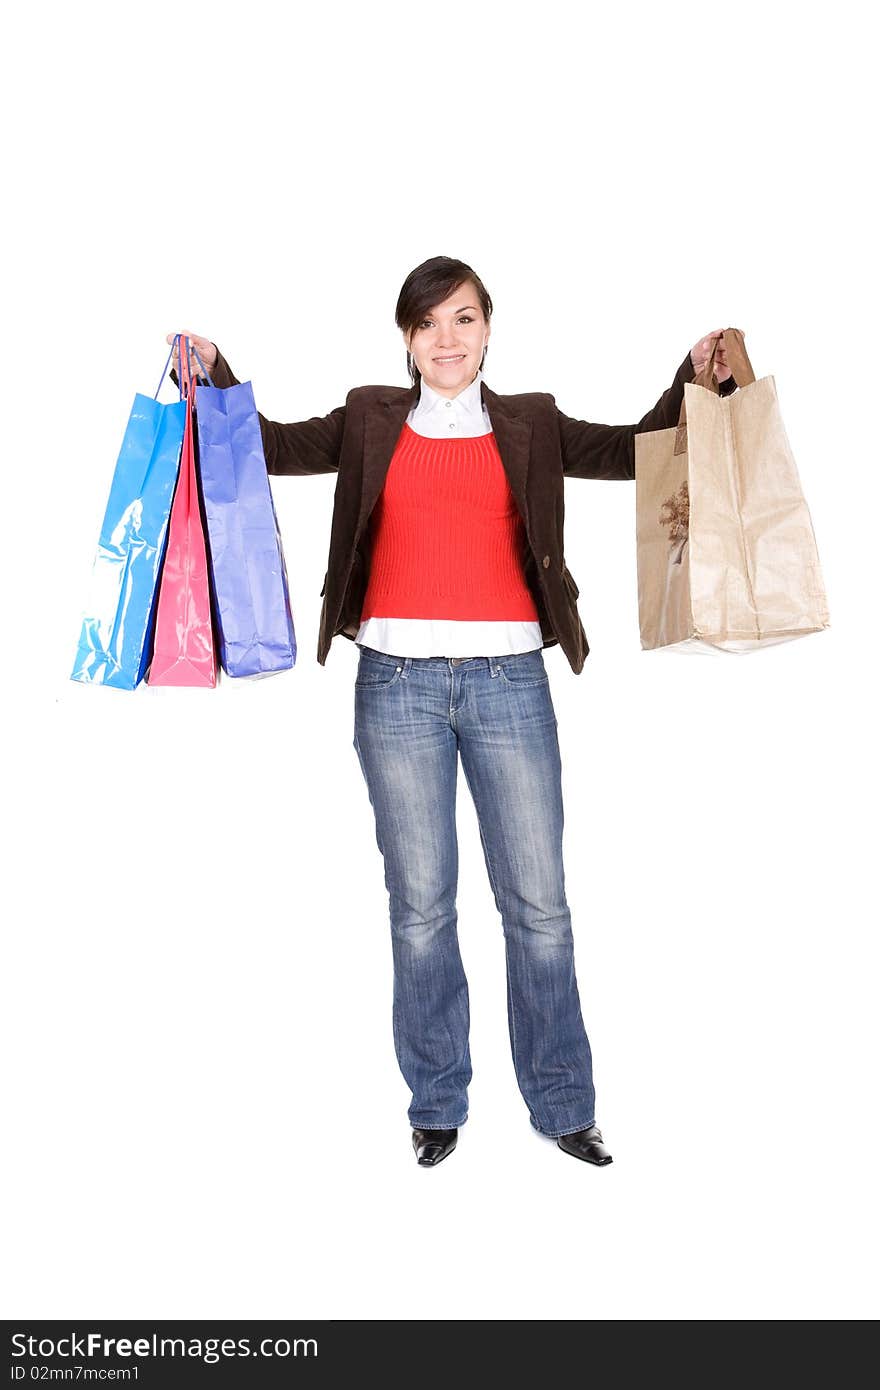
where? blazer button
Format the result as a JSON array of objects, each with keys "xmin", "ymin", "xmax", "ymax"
[{"xmin": 542, "ymin": 554, "xmax": 550, "ymax": 568}]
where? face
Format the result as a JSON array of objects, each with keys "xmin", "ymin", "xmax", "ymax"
[{"xmin": 404, "ymin": 282, "xmax": 490, "ymax": 398}]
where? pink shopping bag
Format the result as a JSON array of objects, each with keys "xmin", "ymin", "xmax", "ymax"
[{"xmin": 147, "ymin": 335, "xmax": 217, "ymax": 687}]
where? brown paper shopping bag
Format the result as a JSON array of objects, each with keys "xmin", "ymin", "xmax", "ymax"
[{"xmin": 635, "ymin": 328, "xmax": 830, "ymax": 653}]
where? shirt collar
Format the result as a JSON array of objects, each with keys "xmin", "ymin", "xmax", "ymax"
[{"xmin": 417, "ymin": 366, "xmax": 484, "ymax": 415}]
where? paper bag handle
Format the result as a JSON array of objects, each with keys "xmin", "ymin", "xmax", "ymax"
[{"xmin": 719, "ymin": 327, "xmax": 756, "ymax": 389}]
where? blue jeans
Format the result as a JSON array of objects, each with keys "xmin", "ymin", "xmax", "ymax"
[{"xmin": 352, "ymin": 645, "xmax": 597, "ymax": 1139}]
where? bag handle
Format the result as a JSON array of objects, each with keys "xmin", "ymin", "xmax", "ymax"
[
  {"xmin": 179, "ymin": 334, "xmax": 192, "ymax": 397},
  {"xmin": 153, "ymin": 334, "xmax": 215, "ymax": 400},
  {"xmin": 720, "ymin": 327, "xmax": 756, "ymax": 389}
]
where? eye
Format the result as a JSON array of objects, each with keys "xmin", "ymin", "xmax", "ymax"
[{"xmin": 419, "ymin": 316, "xmax": 474, "ymax": 329}]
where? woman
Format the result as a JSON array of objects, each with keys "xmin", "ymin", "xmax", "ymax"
[{"xmin": 169, "ymin": 256, "xmax": 735, "ymax": 1169}]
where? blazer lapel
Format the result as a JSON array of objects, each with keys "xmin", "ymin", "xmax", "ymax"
[
  {"xmin": 358, "ymin": 378, "xmax": 533, "ymax": 534},
  {"xmin": 359, "ymin": 384, "xmax": 418, "ymax": 533},
  {"xmin": 481, "ymin": 381, "xmax": 532, "ymax": 520}
]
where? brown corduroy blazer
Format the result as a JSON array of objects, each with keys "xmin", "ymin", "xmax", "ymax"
[{"xmin": 174, "ymin": 345, "xmax": 735, "ymax": 672}]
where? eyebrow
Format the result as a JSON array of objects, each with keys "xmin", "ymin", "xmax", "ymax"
[{"xmin": 423, "ymin": 305, "xmax": 479, "ymax": 316}]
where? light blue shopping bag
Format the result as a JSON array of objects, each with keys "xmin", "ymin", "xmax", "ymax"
[{"xmin": 70, "ymin": 340, "xmax": 188, "ymax": 689}]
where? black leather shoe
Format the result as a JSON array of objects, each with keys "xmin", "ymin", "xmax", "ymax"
[
  {"xmin": 556, "ymin": 1125, "xmax": 613, "ymax": 1166},
  {"xmin": 411, "ymin": 1127, "xmax": 458, "ymax": 1167}
]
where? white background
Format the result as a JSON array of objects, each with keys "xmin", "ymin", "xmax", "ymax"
[{"xmin": 3, "ymin": 0, "xmax": 877, "ymax": 1322}]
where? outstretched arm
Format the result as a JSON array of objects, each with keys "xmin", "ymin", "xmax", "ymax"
[
  {"xmin": 171, "ymin": 343, "xmax": 346, "ymax": 476},
  {"xmin": 556, "ymin": 347, "xmax": 737, "ymax": 482}
]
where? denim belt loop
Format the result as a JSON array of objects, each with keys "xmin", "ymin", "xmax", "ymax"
[
  {"xmin": 489, "ymin": 656, "xmax": 501, "ymax": 677},
  {"xmin": 400, "ymin": 656, "xmax": 413, "ymax": 679}
]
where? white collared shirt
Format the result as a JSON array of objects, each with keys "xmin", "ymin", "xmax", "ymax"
[
  {"xmin": 355, "ymin": 367, "xmax": 544, "ymax": 658},
  {"xmin": 406, "ymin": 364, "xmax": 494, "ymax": 438}
]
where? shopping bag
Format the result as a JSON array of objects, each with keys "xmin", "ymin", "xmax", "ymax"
[
  {"xmin": 70, "ymin": 342, "xmax": 187, "ymax": 688},
  {"xmin": 194, "ymin": 378, "xmax": 296, "ymax": 677},
  {"xmin": 635, "ymin": 328, "xmax": 830, "ymax": 652},
  {"xmin": 147, "ymin": 336, "xmax": 218, "ymax": 687}
]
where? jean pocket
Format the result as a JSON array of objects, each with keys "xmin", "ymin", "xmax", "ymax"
[
  {"xmin": 496, "ymin": 650, "xmax": 549, "ymax": 687},
  {"xmin": 355, "ymin": 655, "xmax": 403, "ymax": 689}
]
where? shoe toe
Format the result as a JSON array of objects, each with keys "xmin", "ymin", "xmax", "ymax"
[
  {"xmin": 411, "ymin": 1127, "xmax": 458, "ymax": 1166},
  {"xmin": 556, "ymin": 1125, "xmax": 613, "ymax": 1166}
]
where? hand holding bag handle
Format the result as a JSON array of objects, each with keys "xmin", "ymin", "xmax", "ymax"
[
  {"xmin": 155, "ymin": 334, "xmax": 215, "ymax": 400},
  {"xmin": 674, "ymin": 327, "xmax": 758, "ymax": 455}
]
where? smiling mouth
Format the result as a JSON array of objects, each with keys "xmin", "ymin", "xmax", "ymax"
[{"xmin": 434, "ymin": 355, "xmax": 465, "ymax": 365}]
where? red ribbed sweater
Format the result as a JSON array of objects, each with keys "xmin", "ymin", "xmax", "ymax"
[{"xmin": 360, "ymin": 423, "xmax": 540, "ymax": 623}]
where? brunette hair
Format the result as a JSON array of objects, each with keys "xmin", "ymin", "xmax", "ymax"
[{"xmin": 395, "ymin": 256, "xmax": 493, "ymax": 386}]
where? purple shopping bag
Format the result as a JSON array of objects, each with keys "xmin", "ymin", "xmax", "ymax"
[{"xmin": 194, "ymin": 378, "xmax": 296, "ymax": 677}]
